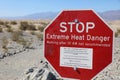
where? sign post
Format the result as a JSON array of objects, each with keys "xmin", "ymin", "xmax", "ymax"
[{"xmin": 44, "ymin": 10, "xmax": 114, "ymax": 80}]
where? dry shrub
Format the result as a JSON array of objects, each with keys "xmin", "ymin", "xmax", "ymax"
[
  {"xmin": 0, "ymin": 27, "xmax": 3, "ymax": 32},
  {"xmin": 0, "ymin": 21, "xmax": 4, "ymax": 25},
  {"xmin": 27, "ymin": 24, "xmax": 36, "ymax": 31},
  {"xmin": 5, "ymin": 24, "xmax": 11, "ymax": 28},
  {"xmin": 115, "ymin": 32, "xmax": 118, "ymax": 37},
  {"xmin": 10, "ymin": 21, "xmax": 17, "ymax": 25},
  {"xmin": 38, "ymin": 26, "xmax": 45, "ymax": 32},
  {"xmin": 30, "ymin": 31, "xmax": 35, "ymax": 35},
  {"xmin": 7, "ymin": 27, "xmax": 13, "ymax": 32},
  {"xmin": 11, "ymin": 31, "xmax": 28, "ymax": 47},
  {"xmin": 17, "ymin": 37, "xmax": 27, "ymax": 47},
  {"xmin": 115, "ymin": 29, "xmax": 120, "ymax": 37},
  {"xmin": 4, "ymin": 21, "xmax": 9, "ymax": 25},
  {"xmin": 11, "ymin": 31, "xmax": 23, "ymax": 41},
  {"xmin": 40, "ymin": 22, "xmax": 49, "ymax": 27},
  {"xmin": 117, "ymin": 29, "xmax": 120, "ymax": 33},
  {"xmin": 20, "ymin": 21, "xmax": 36, "ymax": 31},
  {"xmin": 1, "ymin": 37, "xmax": 8, "ymax": 51},
  {"xmin": 37, "ymin": 34, "xmax": 43, "ymax": 41},
  {"xmin": 19, "ymin": 21, "xmax": 28, "ymax": 31}
]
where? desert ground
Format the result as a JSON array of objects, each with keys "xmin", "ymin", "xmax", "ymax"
[{"xmin": 0, "ymin": 20, "xmax": 120, "ymax": 80}]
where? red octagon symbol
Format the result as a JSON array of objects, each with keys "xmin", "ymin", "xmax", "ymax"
[{"xmin": 44, "ymin": 10, "xmax": 114, "ymax": 80}]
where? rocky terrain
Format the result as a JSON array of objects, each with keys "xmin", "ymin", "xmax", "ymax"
[
  {"xmin": 0, "ymin": 20, "xmax": 120, "ymax": 80},
  {"xmin": 0, "ymin": 44, "xmax": 43, "ymax": 80}
]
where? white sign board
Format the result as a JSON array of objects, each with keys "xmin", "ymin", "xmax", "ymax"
[{"xmin": 60, "ymin": 47, "xmax": 93, "ymax": 69}]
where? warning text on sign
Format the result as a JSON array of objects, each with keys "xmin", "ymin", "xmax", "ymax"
[{"xmin": 60, "ymin": 47, "xmax": 93, "ymax": 69}]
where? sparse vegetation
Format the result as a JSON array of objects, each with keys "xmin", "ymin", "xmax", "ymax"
[
  {"xmin": 20, "ymin": 21, "xmax": 36, "ymax": 31},
  {"xmin": 17, "ymin": 37, "xmax": 27, "ymax": 47},
  {"xmin": 38, "ymin": 26, "xmax": 45, "ymax": 32},
  {"xmin": 40, "ymin": 22, "xmax": 49, "ymax": 27},
  {"xmin": 117, "ymin": 29, "xmax": 120, "ymax": 33},
  {"xmin": 11, "ymin": 31, "xmax": 23, "ymax": 41},
  {"xmin": 4, "ymin": 21, "xmax": 9, "ymax": 25},
  {"xmin": 0, "ymin": 27, "xmax": 3, "ymax": 32},
  {"xmin": 10, "ymin": 21, "xmax": 17, "ymax": 25},
  {"xmin": 27, "ymin": 24, "xmax": 36, "ymax": 31},
  {"xmin": 0, "ymin": 21, "xmax": 4, "ymax": 25},
  {"xmin": 0, "ymin": 20, "xmax": 51, "ymax": 61},
  {"xmin": 1, "ymin": 37, "xmax": 9, "ymax": 52},
  {"xmin": 11, "ymin": 31, "xmax": 29, "ymax": 47},
  {"xmin": 20, "ymin": 21, "xmax": 28, "ymax": 31},
  {"xmin": 2, "ymin": 37, "xmax": 8, "ymax": 45},
  {"xmin": 30, "ymin": 31, "xmax": 35, "ymax": 35},
  {"xmin": 37, "ymin": 33, "xmax": 43, "ymax": 41},
  {"xmin": 7, "ymin": 27, "xmax": 13, "ymax": 32},
  {"xmin": 115, "ymin": 29, "xmax": 120, "ymax": 37},
  {"xmin": 25, "ymin": 42, "xmax": 32, "ymax": 49},
  {"xmin": 0, "ymin": 20, "xmax": 49, "ymax": 43},
  {"xmin": 5, "ymin": 24, "xmax": 11, "ymax": 28},
  {"xmin": 115, "ymin": 32, "xmax": 118, "ymax": 37}
]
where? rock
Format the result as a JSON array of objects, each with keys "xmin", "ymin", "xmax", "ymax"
[
  {"xmin": 26, "ymin": 68, "xmax": 34, "ymax": 74},
  {"xmin": 46, "ymin": 72, "xmax": 57, "ymax": 80},
  {"xmin": 7, "ymin": 49, "xmax": 15, "ymax": 55},
  {"xmin": 22, "ymin": 61, "xmax": 59, "ymax": 80},
  {"xmin": 0, "ymin": 52, "xmax": 4, "ymax": 59}
]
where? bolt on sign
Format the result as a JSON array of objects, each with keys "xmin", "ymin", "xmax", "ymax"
[{"xmin": 44, "ymin": 10, "xmax": 114, "ymax": 80}]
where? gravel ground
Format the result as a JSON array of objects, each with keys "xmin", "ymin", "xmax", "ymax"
[{"xmin": 0, "ymin": 45, "xmax": 43, "ymax": 80}]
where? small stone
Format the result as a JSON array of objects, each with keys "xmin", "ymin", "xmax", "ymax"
[
  {"xmin": 35, "ymin": 69, "xmax": 45, "ymax": 77},
  {"xmin": 0, "ymin": 52, "xmax": 5, "ymax": 59},
  {"xmin": 40, "ymin": 60, "xmax": 43, "ymax": 63},
  {"xmin": 26, "ymin": 68, "xmax": 34, "ymax": 74},
  {"xmin": 46, "ymin": 72, "xmax": 57, "ymax": 80}
]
